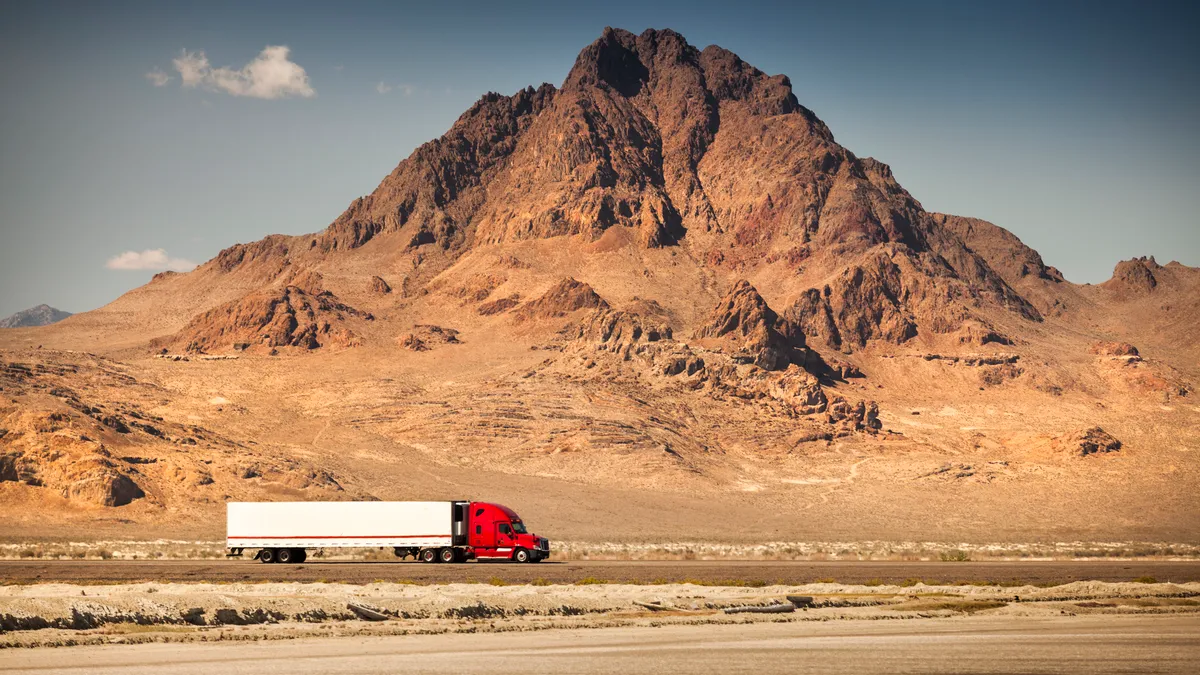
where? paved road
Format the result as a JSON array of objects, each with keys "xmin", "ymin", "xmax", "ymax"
[
  {"xmin": 2, "ymin": 559, "xmax": 1198, "ymax": 585},
  {"xmin": 3, "ymin": 615, "xmax": 1198, "ymax": 674}
]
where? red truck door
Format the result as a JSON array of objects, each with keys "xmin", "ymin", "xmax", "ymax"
[
  {"xmin": 496, "ymin": 522, "xmax": 514, "ymax": 552},
  {"xmin": 469, "ymin": 503, "xmax": 496, "ymax": 551}
]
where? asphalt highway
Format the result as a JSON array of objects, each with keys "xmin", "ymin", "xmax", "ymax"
[{"xmin": 2, "ymin": 558, "xmax": 1198, "ymax": 585}]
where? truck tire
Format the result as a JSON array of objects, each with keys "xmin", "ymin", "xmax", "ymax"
[
  {"xmin": 513, "ymin": 548, "xmax": 530, "ymax": 563},
  {"xmin": 259, "ymin": 548, "xmax": 277, "ymax": 564},
  {"xmin": 420, "ymin": 548, "xmax": 438, "ymax": 563},
  {"xmin": 295, "ymin": 549, "xmax": 307, "ymax": 563},
  {"xmin": 277, "ymin": 548, "xmax": 296, "ymax": 564},
  {"xmin": 438, "ymin": 548, "xmax": 456, "ymax": 564}
]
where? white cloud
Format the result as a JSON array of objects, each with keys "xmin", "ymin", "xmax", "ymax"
[
  {"xmin": 145, "ymin": 68, "xmax": 172, "ymax": 87},
  {"xmin": 171, "ymin": 46, "xmax": 315, "ymax": 99},
  {"xmin": 106, "ymin": 249, "xmax": 197, "ymax": 272},
  {"xmin": 375, "ymin": 81, "xmax": 392, "ymax": 94}
]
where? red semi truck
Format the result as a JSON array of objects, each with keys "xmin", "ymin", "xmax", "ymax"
[{"xmin": 226, "ymin": 500, "xmax": 550, "ymax": 564}]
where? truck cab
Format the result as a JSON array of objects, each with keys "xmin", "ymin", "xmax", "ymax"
[{"xmin": 467, "ymin": 501, "xmax": 550, "ymax": 562}]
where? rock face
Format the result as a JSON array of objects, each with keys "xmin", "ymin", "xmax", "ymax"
[
  {"xmin": 157, "ymin": 286, "xmax": 367, "ymax": 353},
  {"xmin": 1105, "ymin": 257, "xmax": 1161, "ymax": 293},
  {"xmin": 933, "ymin": 214, "xmax": 1064, "ymax": 285},
  {"xmin": 696, "ymin": 280, "xmax": 804, "ymax": 370},
  {"xmin": 514, "ymin": 279, "xmax": 609, "ymax": 322},
  {"xmin": 0, "ymin": 305, "xmax": 72, "ymax": 329}
]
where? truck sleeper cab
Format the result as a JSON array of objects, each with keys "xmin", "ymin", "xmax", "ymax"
[{"xmin": 225, "ymin": 500, "xmax": 549, "ymax": 564}]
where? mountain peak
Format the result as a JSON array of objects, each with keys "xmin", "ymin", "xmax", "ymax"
[{"xmin": 0, "ymin": 304, "xmax": 72, "ymax": 329}]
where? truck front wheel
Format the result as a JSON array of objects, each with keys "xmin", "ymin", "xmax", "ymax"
[
  {"xmin": 419, "ymin": 548, "xmax": 438, "ymax": 563},
  {"xmin": 513, "ymin": 548, "xmax": 530, "ymax": 563}
]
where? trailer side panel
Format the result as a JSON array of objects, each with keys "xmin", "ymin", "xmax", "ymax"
[{"xmin": 226, "ymin": 501, "xmax": 453, "ymax": 549}]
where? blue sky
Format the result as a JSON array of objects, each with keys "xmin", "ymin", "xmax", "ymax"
[{"xmin": 1, "ymin": 0, "xmax": 1197, "ymax": 317}]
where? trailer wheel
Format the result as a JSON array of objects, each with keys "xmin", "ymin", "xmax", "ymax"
[
  {"xmin": 438, "ymin": 548, "xmax": 456, "ymax": 564},
  {"xmin": 295, "ymin": 549, "xmax": 307, "ymax": 563},
  {"xmin": 513, "ymin": 548, "xmax": 530, "ymax": 563},
  {"xmin": 277, "ymin": 548, "xmax": 296, "ymax": 564},
  {"xmin": 259, "ymin": 548, "xmax": 277, "ymax": 564},
  {"xmin": 420, "ymin": 548, "xmax": 438, "ymax": 563}
]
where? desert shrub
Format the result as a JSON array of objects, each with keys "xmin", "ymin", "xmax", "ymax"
[{"xmin": 574, "ymin": 576, "xmax": 608, "ymax": 585}]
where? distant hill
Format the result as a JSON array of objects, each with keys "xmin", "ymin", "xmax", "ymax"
[{"xmin": 0, "ymin": 304, "xmax": 72, "ymax": 328}]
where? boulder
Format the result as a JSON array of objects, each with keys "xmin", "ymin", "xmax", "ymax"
[{"xmin": 399, "ymin": 325, "xmax": 461, "ymax": 351}]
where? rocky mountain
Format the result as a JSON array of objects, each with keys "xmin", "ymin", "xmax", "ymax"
[
  {"xmin": 1, "ymin": 28, "xmax": 1197, "ymax": 545},
  {"xmin": 0, "ymin": 304, "xmax": 72, "ymax": 329}
]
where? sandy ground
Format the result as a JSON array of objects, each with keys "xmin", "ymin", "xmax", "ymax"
[
  {"xmin": 3, "ymin": 559, "xmax": 1200, "ymax": 586},
  {"xmin": 2, "ymin": 610, "xmax": 1199, "ymax": 674}
]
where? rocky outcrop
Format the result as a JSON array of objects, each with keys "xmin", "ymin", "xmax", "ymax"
[
  {"xmin": 1, "ymin": 446, "xmax": 145, "ymax": 507},
  {"xmin": 450, "ymin": 274, "xmax": 505, "ymax": 303},
  {"xmin": 158, "ymin": 286, "xmax": 367, "ymax": 354},
  {"xmin": 696, "ymin": 281, "xmax": 805, "ymax": 370},
  {"xmin": 573, "ymin": 309, "xmax": 672, "ymax": 353},
  {"xmin": 370, "ymin": 276, "xmax": 392, "ymax": 294},
  {"xmin": 1105, "ymin": 257, "xmax": 1161, "ymax": 293},
  {"xmin": 785, "ymin": 256, "xmax": 917, "ymax": 351},
  {"xmin": 399, "ymin": 325, "xmax": 461, "ymax": 351},
  {"xmin": 1091, "ymin": 341, "xmax": 1139, "ymax": 357},
  {"xmin": 514, "ymin": 279, "xmax": 609, "ymax": 322},
  {"xmin": 1054, "ymin": 427, "xmax": 1122, "ymax": 457},
  {"xmin": 954, "ymin": 321, "xmax": 1014, "ymax": 347},
  {"xmin": 478, "ymin": 294, "xmax": 521, "ymax": 316}
]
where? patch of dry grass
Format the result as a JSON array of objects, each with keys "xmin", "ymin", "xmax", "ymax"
[{"xmin": 886, "ymin": 599, "xmax": 1008, "ymax": 614}]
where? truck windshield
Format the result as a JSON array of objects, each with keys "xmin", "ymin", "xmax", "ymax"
[{"xmin": 511, "ymin": 521, "xmax": 527, "ymax": 534}]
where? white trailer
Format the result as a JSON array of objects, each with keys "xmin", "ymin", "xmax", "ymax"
[{"xmin": 226, "ymin": 501, "xmax": 466, "ymax": 564}]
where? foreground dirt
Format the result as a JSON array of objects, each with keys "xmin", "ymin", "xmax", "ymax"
[
  {"xmin": 1, "ymin": 579, "xmax": 1197, "ymax": 655},
  {"xmin": 5, "ymin": 615, "xmax": 1198, "ymax": 674},
  {"xmin": 3, "ymin": 560, "xmax": 1200, "ymax": 586}
]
